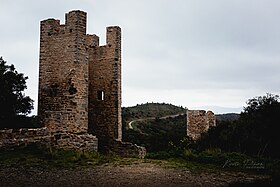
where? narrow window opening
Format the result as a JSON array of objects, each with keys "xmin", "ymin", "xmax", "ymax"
[{"xmin": 97, "ymin": 90, "xmax": 104, "ymax": 101}]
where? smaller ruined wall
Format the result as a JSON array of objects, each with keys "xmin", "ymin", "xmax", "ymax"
[
  {"xmin": 187, "ymin": 110, "xmax": 216, "ymax": 140},
  {"xmin": 207, "ymin": 111, "xmax": 216, "ymax": 128},
  {"xmin": 0, "ymin": 127, "xmax": 98, "ymax": 152},
  {"xmin": 109, "ymin": 140, "xmax": 146, "ymax": 159}
]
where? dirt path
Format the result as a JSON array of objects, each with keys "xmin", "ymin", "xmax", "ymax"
[
  {"xmin": 0, "ymin": 161, "xmax": 269, "ymax": 187},
  {"xmin": 128, "ymin": 117, "xmax": 155, "ymax": 129}
]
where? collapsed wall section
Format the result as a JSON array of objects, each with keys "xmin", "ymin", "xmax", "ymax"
[
  {"xmin": 0, "ymin": 128, "xmax": 98, "ymax": 152},
  {"xmin": 38, "ymin": 10, "xmax": 89, "ymax": 133}
]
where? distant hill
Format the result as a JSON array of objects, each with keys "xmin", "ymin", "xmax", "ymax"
[
  {"xmin": 121, "ymin": 103, "xmax": 240, "ymax": 152},
  {"xmin": 122, "ymin": 103, "xmax": 187, "ymax": 152},
  {"xmin": 122, "ymin": 103, "xmax": 239, "ymax": 124},
  {"xmin": 215, "ymin": 113, "xmax": 240, "ymax": 122},
  {"xmin": 122, "ymin": 103, "xmax": 187, "ymax": 127}
]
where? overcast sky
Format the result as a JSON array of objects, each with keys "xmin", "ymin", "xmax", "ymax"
[{"xmin": 1, "ymin": 0, "xmax": 280, "ymax": 114}]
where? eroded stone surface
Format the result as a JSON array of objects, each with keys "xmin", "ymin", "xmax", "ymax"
[
  {"xmin": 0, "ymin": 128, "xmax": 98, "ymax": 152},
  {"xmin": 187, "ymin": 110, "xmax": 216, "ymax": 140},
  {"xmin": 37, "ymin": 10, "xmax": 122, "ymax": 150},
  {"xmin": 36, "ymin": 10, "xmax": 144, "ymax": 157}
]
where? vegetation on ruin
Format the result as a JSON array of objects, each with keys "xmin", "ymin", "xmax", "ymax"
[{"xmin": 0, "ymin": 57, "xmax": 35, "ymax": 129}]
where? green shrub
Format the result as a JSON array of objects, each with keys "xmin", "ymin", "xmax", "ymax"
[
  {"xmin": 146, "ymin": 151, "xmax": 173, "ymax": 159},
  {"xmin": 182, "ymin": 149, "xmax": 197, "ymax": 160}
]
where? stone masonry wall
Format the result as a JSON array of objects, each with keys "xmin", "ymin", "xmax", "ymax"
[
  {"xmin": 207, "ymin": 111, "xmax": 216, "ymax": 128},
  {"xmin": 38, "ymin": 10, "xmax": 89, "ymax": 134},
  {"xmin": 38, "ymin": 11, "xmax": 122, "ymax": 147},
  {"xmin": 88, "ymin": 26, "xmax": 122, "ymax": 152},
  {"xmin": 110, "ymin": 140, "xmax": 146, "ymax": 159},
  {"xmin": 187, "ymin": 110, "xmax": 216, "ymax": 140},
  {"xmin": 36, "ymin": 10, "xmax": 145, "ymax": 157},
  {"xmin": 0, "ymin": 128, "xmax": 98, "ymax": 152}
]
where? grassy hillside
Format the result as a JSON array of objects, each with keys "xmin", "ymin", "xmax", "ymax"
[
  {"xmin": 123, "ymin": 114, "xmax": 186, "ymax": 152},
  {"xmin": 122, "ymin": 103, "xmax": 187, "ymax": 127},
  {"xmin": 122, "ymin": 103, "xmax": 240, "ymax": 152},
  {"xmin": 122, "ymin": 103, "xmax": 187, "ymax": 152}
]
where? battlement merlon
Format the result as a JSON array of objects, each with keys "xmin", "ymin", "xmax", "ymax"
[
  {"xmin": 40, "ymin": 19, "xmax": 60, "ymax": 37},
  {"xmin": 40, "ymin": 11, "xmax": 120, "ymax": 48},
  {"xmin": 40, "ymin": 10, "xmax": 87, "ymax": 36},
  {"xmin": 65, "ymin": 10, "xmax": 87, "ymax": 35},
  {"xmin": 106, "ymin": 26, "xmax": 121, "ymax": 48},
  {"xmin": 86, "ymin": 34, "xmax": 100, "ymax": 47}
]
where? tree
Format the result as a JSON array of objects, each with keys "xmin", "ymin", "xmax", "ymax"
[
  {"xmin": 0, "ymin": 57, "xmax": 34, "ymax": 128},
  {"xmin": 243, "ymin": 93, "xmax": 279, "ymax": 114},
  {"xmin": 198, "ymin": 120, "xmax": 236, "ymax": 152},
  {"xmin": 198, "ymin": 93, "xmax": 280, "ymax": 158},
  {"xmin": 237, "ymin": 93, "xmax": 280, "ymax": 158}
]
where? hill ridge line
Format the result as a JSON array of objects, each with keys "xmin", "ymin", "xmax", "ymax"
[{"xmin": 128, "ymin": 113, "xmax": 186, "ymax": 129}]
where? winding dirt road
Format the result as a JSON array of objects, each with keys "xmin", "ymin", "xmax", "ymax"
[{"xmin": 128, "ymin": 113, "xmax": 186, "ymax": 129}]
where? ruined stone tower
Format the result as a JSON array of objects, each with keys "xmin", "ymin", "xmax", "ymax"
[
  {"xmin": 186, "ymin": 110, "xmax": 216, "ymax": 140},
  {"xmin": 88, "ymin": 26, "xmax": 122, "ymax": 150},
  {"xmin": 38, "ymin": 10, "xmax": 122, "ymax": 152}
]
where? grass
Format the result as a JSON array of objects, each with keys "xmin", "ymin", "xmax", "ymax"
[
  {"xmin": 1, "ymin": 145, "xmax": 279, "ymax": 186},
  {"xmin": 0, "ymin": 144, "xmax": 121, "ymax": 169},
  {"xmin": 0, "ymin": 144, "xmax": 223, "ymax": 173},
  {"xmin": 1, "ymin": 144, "xmax": 279, "ymax": 179},
  {"xmin": 145, "ymin": 149, "xmax": 280, "ymax": 177},
  {"xmin": 144, "ymin": 157, "xmax": 221, "ymax": 174}
]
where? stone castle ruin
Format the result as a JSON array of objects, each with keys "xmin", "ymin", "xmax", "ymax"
[
  {"xmin": 0, "ymin": 10, "xmax": 145, "ymax": 157},
  {"xmin": 38, "ymin": 10, "xmax": 145, "ymax": 155},
  {"xmin": 186, "ymin": 110, "xmax": 216, "ymax": 140},
  {"xmin": 0, "ymin": 10, "xmax": 214, "ymax": 154},
  {"xmin": 38, "ymin": 10, "xmax": 122, "ymax": 152}
]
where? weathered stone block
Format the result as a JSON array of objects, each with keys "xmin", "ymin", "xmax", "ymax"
[
  {"xmin": 0, "ymin": 127, "xmax": 98, "ymax": 152},
  {"xmin": 110, "ymin": 140, "xmax": 146, "ymax": 159},
  {"xmin": 187, "ymin": 110, "xmax": 216, "ymax": 140}
]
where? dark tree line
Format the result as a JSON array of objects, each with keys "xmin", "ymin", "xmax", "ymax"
[
  {"xmin": 198, "ymin": 93, "xmax": 280, "ymax": 158},
  {"xmin": 122, "ymin": 94, "xmax": 280, "ymax": 158},
  {"xmin": 0, "ymin": 57, "xmax": 35, "ymax": 129}
]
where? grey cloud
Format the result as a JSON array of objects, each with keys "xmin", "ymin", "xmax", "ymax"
[{"xmin": 0, "ymin": 0, "xmax": 279, "ymax": 113}]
